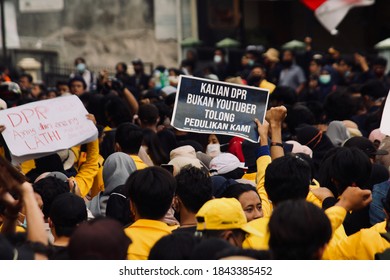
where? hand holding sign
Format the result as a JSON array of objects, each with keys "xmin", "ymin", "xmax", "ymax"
[
  {"xmin": 171, "ymin": 75, "xmax": 270, "ymax": 142},
  {"xmin": 0, "ymin": 95, "xmax": 98, "ymax": 163}
]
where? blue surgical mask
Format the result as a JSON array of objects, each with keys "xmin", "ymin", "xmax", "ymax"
[
  {"xmin": 247, "ymin": 59, "xmax": 255, "ymax": 67},
  {"xmin": 345, "ymin": 70, "xmax": 351, "ymax": 78},
  {"xmin": 319, "ymin": 74, "xmax": 331, "ymax": 84},
  {"xmin": 76, "ymin": 63, "xmax": 86, "ymax": 73}
]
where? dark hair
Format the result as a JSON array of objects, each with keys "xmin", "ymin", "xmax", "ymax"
[
  {"xmin": 104, "ymin": 96, "xmax": 133, "ymax": 127},
  {"xmin": 68, "ymin": 76, "xmax": 87, "ymax": 90},
  {"xmin": 324, "ymin": 87, "xmax": 356, "ymax": 121},
  {"xmin": 285, "ymin": 104, "xmax": 315, "ymax": 134},
  {"xmin": 149, "ymin": 233, "xmax": 201, "ymax": 260},
  {"xmin": 142, "ymin": 129, "xmax": 169, "ymax": 165},
  {"xmin": 264, "ymin": 154, "xmax": 311, "ymax": 206},
  {"xmin": 372, "ymin": 57, "xmax": 387, "ymax": 67},
  {"xmin": 269, "ymin": 86, "xmax": 297, "ymax": 106},
  {"xmin": 190, "ymin": 238, "xmax": 234, "ymax": 260},
  {"xmin": 115, "ymin": 122, "xmax": 143, "ymax": 154},
  {"xmin": 20, "ymin": 73, "xmax": 33, "ymax": 83},
  {"xmin": 74, "ymin": 57, "xmax": 86, "ymax": 65},
  {"xmin": 216, "ymin": 248, "xmax": 271, "ymax": 260},
  {"xmin": 175, "ymin": 166, "xmax": 213, "ymax": 213},
  {"xmin": 49, "ymin": 192, "xmax": 87, "ymax": 237},
  {"xmin": 269, "ymin": 200, "xmax": 332, "ymax": 260},
  {"xmin": 138, "ymin": 104, "xmax": 159, "ymax": 126},
  {"xmin": 126, "ymin": 167, "xmax": 176, "ymax": 220},
  {"xmin": 68, "ymin": 217, "xmax": 131, "ymax": 260},
  {"xmin": 222, "ymin": 183, "xmax": 259, "ymax": 202},
  {"xmin": 116, "ymin": 62, "xmax": 128, "ymax": 72},
  {"xmin": 33, "ymin": 177, "xmax": 70, "ymax": 219},
  {"xmin": 317, "ymin": 147, "xmax": 372, "ymax": 196}
]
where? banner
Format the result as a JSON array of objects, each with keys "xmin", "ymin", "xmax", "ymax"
[
  {"xmin": 380, "ymin": 91, "xmax": 390, "ymax": 136},
  {"xmin": 0, "ymin": 95, "xmax": 98, "ymax": 163},
  {"xmin": 171, "ymin": 75, "xmax": 269, "ymax": 143}
]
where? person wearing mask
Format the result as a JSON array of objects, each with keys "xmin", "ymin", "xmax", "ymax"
[{"xmin": 278, "ymin": 50, "xmax": 306, "ymax": 95}]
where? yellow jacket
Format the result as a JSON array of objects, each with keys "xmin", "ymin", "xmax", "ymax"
[
  {"xmin": 124, "ymin": 219, "xmax": 177, "ymax": 260},
  {"xmin": 324, "ymin": 221, "xmax": 390, "ymax": 260},
  {"xmin": 255, "ymin": 155, "xmax": 322, "ymax": 218},
  {"xmin": 73, "ymin": 139, "xmax": 100, "ymax": 198}
]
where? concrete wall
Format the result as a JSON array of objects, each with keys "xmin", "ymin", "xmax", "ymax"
[{"xmin": 15, "ymin": 0, "xmax": 180, "ymax": 69}]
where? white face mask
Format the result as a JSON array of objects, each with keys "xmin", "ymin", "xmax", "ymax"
[
  {"xmin": 206, "ymin": 143, "xmax": 221, "ymax": 158},
  {"xmin": 214, "ymin": 55, "xmax": 222, "ymax": 64},
  {"xmin": 76, "ymin": 63, "xmax": 86, "ymax": 73},
  {"xmin": 319, "ymin": 74, "xmax": 331, "ymax": 84}
]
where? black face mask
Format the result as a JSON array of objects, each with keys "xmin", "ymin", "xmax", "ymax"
[{"xmin": 282, "ymin": 60, "xmax": 293, "ymax": 68}]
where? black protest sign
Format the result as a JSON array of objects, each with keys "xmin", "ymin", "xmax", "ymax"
[{"xmin": 171, "ymin": 75, "xmax": 269, "ymax": 143}]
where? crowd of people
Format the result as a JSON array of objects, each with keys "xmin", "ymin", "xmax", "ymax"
[{"xmin": 0, "ymin": 37, "xmax": 390, "ymax": 260}]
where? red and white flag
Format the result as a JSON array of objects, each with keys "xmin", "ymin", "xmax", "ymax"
[{"xmin": 301, "ymin": 0, "xmax": 375, "ymax": 34}]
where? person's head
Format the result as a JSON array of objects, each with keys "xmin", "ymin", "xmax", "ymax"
[
  {"xmin": 103, "ymin": 152, "xmax": 137, "ymax": 195},
  {"xmin": 74, "ymin": 57, "xmax": 87, "ymax": 73},
  {"xmin": 268, "ymin": 200, "xmax": 331, "ymax": 260},
  {"xmin": 190, "ymin": 238, "xmax": 235, "ymax": 260},
  {"xmin": 309, "ymin": 59, "xmax": 323, "ymax": 76},
  {"xmin": 246, "ymin": 65, "xmax": 266, "ymax": 86},
  {"xmin": 372, "ymin": 57, "xmax": 387, "ymax": 78},
  {"xmin": 115, "ymin": 123, "xmax": 143, "ymax": 155},
  {"xmin": 115, "ymin": 62, "xmax": 128, "ymax": 74},
  {"xmin": 132, "ymin": 58, "xmax": 144, "ymax": 74},
  {"xmin": 33, "ymin": 176, "xmax": 70, "ymax": 219},
  {"xmin": 269, "ymin": 86, "xmax": 297, "ymax": 107},
  {"xmin": 343, "ymin": 136, "xmax": 389, "ymax": 162},
  {"xmin": 126, "ymin": 166, "xmax": 176, "ymax": 220},
  {"xmin": 263, "ymin": 48, "xmax": 280, "ymax": 65},
  {"xmin": 68, "ymin": 76, "xmax": 87, "ymax": 96},
  {"xmin": 68, "ymin": 217, "xmax": 131, "ymax": 260},
  {"xmin": 214, "ymin": 48, "xmax": 226, "ymax": 64},
  {"xmin": 104, "ymin": 95, "xmax": 133, "ymax": 127},
  {"xmin": 196, "ymin": 198, "xmax": 262, "ymax": 247},
  {"xmin": 324, "ymin": 87, "xmax": 356, "ymax": 121},
  {"xmin": 138, "ymin": 104, "xmax": 160, "ymax": 128},
  {"xmin": 281, "ymin": 50, "xmax": 295, "ymax": 68},
  {"xmin": 149, "ymin": 232, "xmax": 201, "ymax": 260},
  {"xmin": 222, "ymin": 183, "xmax": 262, "ymax": 222},
  {"xmin": 18, "ymin": 73, "xmax": 33, "ymax": 90},
  {"xmin": 49, "ymin": 192, "xmax": 87, "ymax": 238},
  {"xmin": 318, "ymin": 147, "xmax": 372, "ymax": 196},
  {"xmin": 264, "ymin": 154, "xmax": 311, "ymax": 206},
  {"xmin": 174, "ymin": 165, "xmax": 213, "ymax": 215},
  {"xmin": 209, "ymin": 153, "xmax": 247, "ymax": 179},
  {"xmin": 56, "ymin": 81, "xmax": 70, "ymax": 95},
  {"xmin": 337, "ymin": 57, "xmax": 353, "ymax": 76}
]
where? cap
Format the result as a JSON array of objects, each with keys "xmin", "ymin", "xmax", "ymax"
[
  {"xmin": 57, "ymin": 149, "xmax": 76, "ymax": 170},
  {"xmin": 369, "ymin": 129, "xmax": 386, "ymax": 143},
  {"xmin": 196, "ymin": 198, "xmax": 263, "ymax": 237},
  {"xmin": 49, "ymin": 192, "xmax": 87, "ymax": 228},
  {"xmin": 170, "ymin": 145, "xmax": 197, "ymax": 160},
  {"xmin": 209, "ymin": 153, "xmax": 246, "ymax": 175},
  {"xmin": 46, "ymin": 171, "xmax": 68, "ymax": 183},
  {"xmin": 263, "ymin": 48, "xmax": 280, "ymax": 62},
  {"xmin": 285, "ymin": 140, "xmax": 313, "ymax": 158},
  {"xmin": 343, "ymin": 136, "xmax": 389, "ymax": 157}
]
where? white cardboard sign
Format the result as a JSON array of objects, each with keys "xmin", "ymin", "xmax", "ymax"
[{"xmin": 0, "ymin": 95, "xmax": 97, "ymax": 163}]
